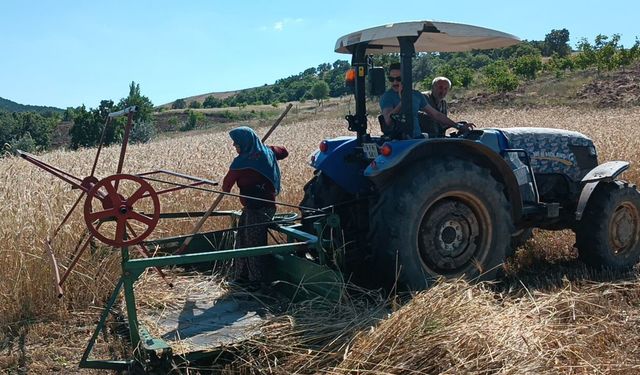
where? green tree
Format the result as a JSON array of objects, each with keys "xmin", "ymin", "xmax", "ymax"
[
  {"xmin": 512, "ymin": 54, "xmax": 543, "ymax": 80},
  {"xmin": 189, "ymin": 101, "xmax": 202, "ymax": 109},
  {"xmin": 203, "ymin": 95, "xmax": 222, "ymax": 108},
  {"xmin": 11, "ymin": 132, "xmax": 36, "ymax": 153},
  {"xmin": 543, "ymin": 29, "xmax": 571, "ymax": 57},
  {"xmin": 69, "ymin": 105, "xmax": 103, "ymax": 149},
  {"xmin": 434, "ymin": 65, "xmax": 474, "ymax": 88},
  {"xmin": 172, "ymin": 98, "xmax": 186, "ymax": 109},
  {"xmin": 62, "ymin": 107, "xmax": 75, "ymax": 121},
  {"xmin": 181, "ymin": 110, "xmax": 205, "ymax": 131},
  {"xmin": 129, "ymin": 121, "xmax": 156, "ymax": 144},
  {"xmin": 545, "ymin": 53, "xmax": 575, "ymax": 77},
  {"xmin": 118, "ymin": 81, "xmax": 154, "ymax": 122},
  {"xmin": 0, "ymin": 111, "xmax": 57, "ymax": 153},
  {"xmin": 484, "ymin": 62, "xmax": 519, "ymax": 93},
  {"xmin": 573, "ymin": 38, "xmax": 597, "ymax": 69},
  {"xmin": 310, "ymin": 80, "xmax": 330, "ymax": 106},
  {"xmin": 595, "ymin": 34, "xmax": 620, "ymax": 71}
]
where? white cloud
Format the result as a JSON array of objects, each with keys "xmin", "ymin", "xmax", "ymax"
[{"xmin": 270, "ymin": 18, "xmax": 303, "ymax": 32}]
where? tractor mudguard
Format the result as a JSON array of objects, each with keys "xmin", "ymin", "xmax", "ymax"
[
  {"xmin": 310, "ymin": 136, "xmax": 371, "ymax": 194},
  {"xmin": 575, "ymin": 161, "xmax": 630, "ymax": 221},
  {"xmin": 581, "ymin": 161, "xmax": 629, "ymax": 183},
  {"xmin": 365, "ymin": 137, "xmax": 523, "ymax": 221}
]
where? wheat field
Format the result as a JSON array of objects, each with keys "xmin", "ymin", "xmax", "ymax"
[{"xmin": 1, "ymin": 106, "xmax": 640, "ymax": 373}]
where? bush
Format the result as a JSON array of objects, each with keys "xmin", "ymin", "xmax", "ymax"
[
  {"xmin": 189, "ymin": 101, "xmax": 202, "ymax": 109},
  {"xmin": 203, "ymin": 95, "xmax": 222, "ymax": 108},
  {"xmin": 545, "ymin": 54, "xmax": 575, "ymax": 77},
  {"xmin": 180, "ymin": 110, "xmax": 205, "ymax": 131},
  {"xmin": 434, "ymin": 65, "xmax": 474, "ymax": 88},
  {"xmin": 512, "ymin": 55, "xmax": 543, "ymax": 80},
  {"xmin": 129, "ymin": 121, "xmax": 156, "ymax": 144},
  {"xmin": 11, "ymin": 132, "xmax": 37, "ymax": 154},
  {"xmin": 484, "ymin": 62, "xmax": 519, "ymax": 93},
  {"xmin": 172, "ymin": 98, "xmax": 187, "ymax": 109}
]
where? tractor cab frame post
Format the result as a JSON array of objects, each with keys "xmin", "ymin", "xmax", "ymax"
[
  {"xmin": 347, "ymin": 43, "xmax": 369, "ymax": 140},
  {"xmin": 398, "ymin": 36, "xmax": 417, "ymax": 137}
]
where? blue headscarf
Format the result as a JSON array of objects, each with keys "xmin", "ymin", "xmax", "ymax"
[{"xmin": 229, "ymin": 126, "xmax": 281, "ymax": 195}]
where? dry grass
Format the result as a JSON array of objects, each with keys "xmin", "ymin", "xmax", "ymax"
[{"xmin": 1, "ymin": 106, "xmax": 640, "ymax": 373}]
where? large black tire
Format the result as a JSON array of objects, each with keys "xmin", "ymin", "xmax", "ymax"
[
  {"xmin": 576, "ymin": 181, "xmax": 640, "ymax": 270},
  {"xmin": 299, "ymin": 172, "xmax": 370, "ymax": 277},
  {"xmin": 370, "ymin": 158, "xmax": 514, "ymax": 291}
]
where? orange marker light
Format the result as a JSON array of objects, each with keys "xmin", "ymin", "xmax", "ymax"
[
  {"xmin": 380, "ymin": 143, "xmax": 392, "ymax": 157},
  {"xmin": 319, "ymin": 140, "xmax": 329, "ymax": 153},
  {"xmin": 345, "ymin": 69, "xmax": 356, "ymax": 87}
]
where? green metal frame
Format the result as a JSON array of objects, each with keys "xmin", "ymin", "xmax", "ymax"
[{"xmin": 79, "ymin": 211, "xmax": 342, "ymax": 371}]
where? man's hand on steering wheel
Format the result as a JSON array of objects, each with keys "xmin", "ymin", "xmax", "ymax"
[
  {"xmin": 451, "ymin": 121, "xmax": 475, "ymax": 137},
  {"xmin": 456, "ymin": 121, "xmax": 475, "ymax": 131}
]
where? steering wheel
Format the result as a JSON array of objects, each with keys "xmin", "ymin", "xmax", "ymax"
[{"xmin": 451, "ymin": 121, "xmax": 473, "ymax": 138}]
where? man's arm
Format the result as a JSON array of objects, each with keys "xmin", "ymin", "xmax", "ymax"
[
  {"xmin": 422, "ymin": 105, "xmax": 458, "ymax": 128},
  {"xmin": 422, "ymin": 105, "xmax": 475, "ymax": 132},
  {"xmin": 382, "ymin": 102, "xmax": 401, "ymax": 126}
]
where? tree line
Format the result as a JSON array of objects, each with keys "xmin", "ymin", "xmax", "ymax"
[
  {"xmin": 170, "ymin": 28, "xmax": 640, "ymax": 110},
  {"xmin": 171, "ymin": 60, "xmax": 351, "ymax": 109},
  {"xmin": 1, "ymin": 81, "xmax": 156, "ymax": 156},
  {"xmin": 408, "ymin": 29, "xmax": 640, "ymax": 93}
]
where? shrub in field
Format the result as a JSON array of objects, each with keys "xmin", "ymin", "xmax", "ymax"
[
  {"xmin": 203, "ymin": 95, "xmax": 222, "ymax": 108},
  {"xmin": 484, "ymin": 61, "xmax": 519, "ymax": 92},
  {"xmin": 180, "ymin": 110, "xmax": 205, "ymax": 131},
  {"xmin": 433, "ymin": 64, "xmax": 474, "ymax": 88},
  {"xmin": 172, "ymin": 98, "xmax": 187, "ymax": 109},
  {"xmin": 130, "ymin": 121, "xmax": 156, "ymax": 144},
  {"xmin": 10, "ymin": 132, "xmax": 37, "ymax": 153},
  {"xmin": 512, "ymin": 54, "xmax": 543, "ymax": 80}
]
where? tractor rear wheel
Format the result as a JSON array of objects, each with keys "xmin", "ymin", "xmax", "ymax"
[
  {"xmin": 370, "ymin": 158, "xmax": 513, "ymax": 291},
  {"xmin": 576, "ymin": 181, "xmax": 640, "ymax": 270}
]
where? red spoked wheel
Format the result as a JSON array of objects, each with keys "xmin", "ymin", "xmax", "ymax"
[{"xmin": 84, "ymin": 174, "xmax": 160, "ymax": 247}]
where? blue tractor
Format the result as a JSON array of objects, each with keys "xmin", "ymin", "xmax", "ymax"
[{"xmin": 301, "ymin": 21, "xmax": 640, "ymax": 290}]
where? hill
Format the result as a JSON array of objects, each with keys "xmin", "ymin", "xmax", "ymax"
[
  {"xmin": 157, "ymin": 87, "xmax": 255, "ymax": 109},
  {"xmin": 0, "ymin": 96, "xmax": 63, "ymax": 114}
]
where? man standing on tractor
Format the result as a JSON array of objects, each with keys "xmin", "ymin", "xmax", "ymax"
[{"xmin": 380, "ymin": 63, "xmax": 471, "ymax": 138}]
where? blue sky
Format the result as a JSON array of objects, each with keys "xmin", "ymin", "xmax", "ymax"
[{"xmin": 1, "ymin": 0, "xmax": 638, "ymax": 109}]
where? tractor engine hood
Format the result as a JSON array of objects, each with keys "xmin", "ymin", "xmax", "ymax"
[{"xmin": 500, "ymin": 127, "xmax": 598, "ymax": 181}]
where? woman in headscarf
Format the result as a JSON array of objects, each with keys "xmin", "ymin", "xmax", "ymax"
[{"xmin": 222, "ymin": 126, "xmax": 288, "ymax": 282}]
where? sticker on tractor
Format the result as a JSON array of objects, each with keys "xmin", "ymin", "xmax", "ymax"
[{"xmin": 362, "ymin": 143, "xmax": 379, "ymax": 159}]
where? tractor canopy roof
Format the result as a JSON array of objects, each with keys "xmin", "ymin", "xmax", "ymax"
[{"xmin": 334, "ymin": 20, "xmax": 520, "ymax": 54}]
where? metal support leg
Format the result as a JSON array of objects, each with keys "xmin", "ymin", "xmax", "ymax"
[{"xmin": 79, "ymin": 278, "xmax": 131, "ymax": 370}]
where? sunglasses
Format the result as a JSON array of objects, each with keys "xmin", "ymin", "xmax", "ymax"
[{"xmin": 387, "ymin": 76, "xmax": 402, "ymax": 82}]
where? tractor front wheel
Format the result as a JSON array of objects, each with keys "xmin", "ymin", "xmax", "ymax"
[
  {"xmin": 299, "ymin": 172, "xmax": 370, "ymax": 277},
  {"xmin": 576, "ymin": 181, "xmax": 640, "ymax": 270},
  {"xmin": 370, "ymin": 158, "xmax": 513, "ymax": 291}
]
